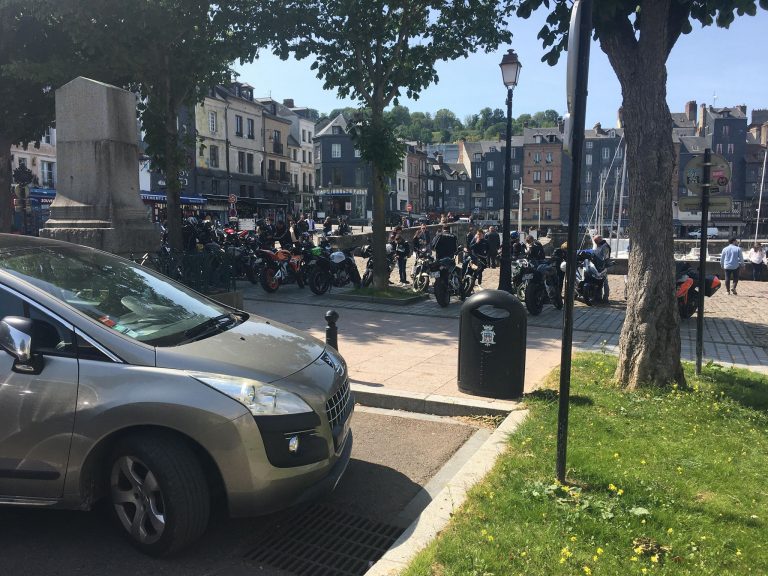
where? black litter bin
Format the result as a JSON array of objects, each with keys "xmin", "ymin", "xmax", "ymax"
[{"xmin": 458, "ymin": 290, "xmax": 527, "ymax": 399}]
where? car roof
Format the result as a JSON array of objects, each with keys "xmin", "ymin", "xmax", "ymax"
[{"xmin": 0, "ymin": 233, "xmax": 71, "ymax": 251}]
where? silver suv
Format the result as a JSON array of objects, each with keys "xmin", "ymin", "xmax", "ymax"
[{"xmin": 0, "ymin": 234, "xmax": 352, "ymax": 555}]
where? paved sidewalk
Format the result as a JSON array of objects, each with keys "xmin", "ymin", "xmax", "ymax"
[{"xmin": 240, "ymin": 274, "xmax": 767, "ymax": 410}]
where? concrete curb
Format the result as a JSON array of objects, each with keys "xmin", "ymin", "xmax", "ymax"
[
  {"xmin": 364, "ymin": 408, "xmax": 529, "ymax": 575},
  {"xmin": 352, "ymin": 384, "xmax": 523, "ymax": 417}
]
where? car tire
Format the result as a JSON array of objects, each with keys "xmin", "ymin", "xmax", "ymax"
[{"xmin": 108, "ymin": 432, "xmax": 210, "ymax": 557}]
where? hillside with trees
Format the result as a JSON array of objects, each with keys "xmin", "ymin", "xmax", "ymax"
[{"xmin": 318, "ymin": 105, "xmax": 562, "ymax": 143}]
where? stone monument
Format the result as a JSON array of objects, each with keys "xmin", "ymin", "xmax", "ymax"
[{"xmin": 41, "ymin": 77, "xmax": 158, "ymax": 256}]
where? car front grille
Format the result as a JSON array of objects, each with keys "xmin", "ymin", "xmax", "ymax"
[{"xmin": 326, "ymin": 377, "xmax": 352, "ymax": 431}]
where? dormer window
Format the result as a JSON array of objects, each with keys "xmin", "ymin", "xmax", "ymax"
[
  {"xmin": 473, "ymin": 153, "xmax": 482, "ymax": 160},
  {"xmin": 332, "ymin": 126, "xmax": 342, "ymax": 135}
]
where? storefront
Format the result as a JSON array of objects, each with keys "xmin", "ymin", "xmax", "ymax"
[
  {"xmin": 12, "ymin": 188, "xmax": 56, "ymax": 235},
  {"xmin": 315, "ymin": 187, "xmax": 369, "ymax": 221},
  {"xmin": 140, "ymin": 192, "xmax": 207, "ymax": 223}
]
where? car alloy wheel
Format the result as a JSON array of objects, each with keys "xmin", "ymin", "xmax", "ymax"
[{"xmin": 111, "ymin": 455, "xmax": 166, "ymax": 546}]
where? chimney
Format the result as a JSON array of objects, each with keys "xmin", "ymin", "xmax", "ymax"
[
  {"xmin": 736, "ymin": 104, "xmax": 747, "ymax": 116},
  {"xmin": 685, "ymin": 100, "xmax": 697, "ymax": 122},
  {"xmin": 283, "ymin": 98, "xmax": 295, "ymax": 108},
  {"xmin": 436, "ymin": 154, "xmax": 444, "ymax": 165},
  {"xmin": 697, "ymin": 103, "xmax": 707, "ymax": 136},
  {"xmin": 593, "ymin": 122, "xmax": 603, "ymax": 134}
]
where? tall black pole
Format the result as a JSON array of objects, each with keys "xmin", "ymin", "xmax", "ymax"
[
  {"xmin": 557, "ymin": 0, "xmax": 592, "ymax": 483},
  {"xmin": 695, "ymin": 148, "xmax": 711, "ymax": 375},
  {"xmin": 499, "ymin": 87, "xmax": 514, "ymax": 292}
]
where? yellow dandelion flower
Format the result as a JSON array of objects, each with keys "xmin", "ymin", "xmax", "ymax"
[
  {"xmin": 617, "ymin": 489, "xmax": 624, "ymax": 496},
  {"xmin": 642, "ymin": 568, "xmax": 648, "ymax": 574},
  {"xmin": 630, "ymin": 556, "xmax": 638, "ymax": 562},
  {"xmin": 583, "ymin": 567, "xmax": 592, "ymax": 575},
  {"xmin": 613, "ymin": 453, "xmax": 620, "ymax": 458},
  {"xmin": 571, "ymin": 536, "xmax": 578, "ymax": 542},
  {"xmin": 597, "ymin": 548, "xmax": 604, "ymax": 555},
  {"xmin": 667, "ymin": 528, "xmax": 674, "ymax": 534},
  {"xmin": 736, "ymin": 549, "xmax": 742, "ymax": 556},
  {"xmin": 609, "ymin": 483, "xmax": 617, "ymax": 491},
  {"xmin": 592, "ymin": 555, "xmax": 598, "ymax": 562},
  {"xmin": 641, "ymin": 459, "xmax": 647, "ymax": 465},
  {"xmin": 560, "ymin": 558, "xmax": 566, "ymax": 564},
  {"xmin": 520, "ymin": 551, "xmax": 527, "ymax": 557},
  {"xmin": 651, "ymin": 555, "xmax": 659, "ymax": 563},
  {"xmin": 634, "ymin": 547, "xmax": 643, "ymax": 555}
]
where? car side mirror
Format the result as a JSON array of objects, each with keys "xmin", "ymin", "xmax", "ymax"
[{"xmin": 0, "ymin": 316, "xmax": 45, "ymax": 374}]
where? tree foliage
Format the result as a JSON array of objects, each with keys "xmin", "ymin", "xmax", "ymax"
[
  {"xmin": 273, "ymin": 0, "xmax": 514, "ymax": 289},
  {"xmin": 514, "ymin": 0, "xmax": 767, "ymax": 389},
  {"xmin": 50, "ymin": 0, "xmax": 271, "ymax": 250}
]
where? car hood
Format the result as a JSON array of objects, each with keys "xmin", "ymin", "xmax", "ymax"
[{"xmin": 154, "ymin": 315, "xmax": 326, "ymax": 383}]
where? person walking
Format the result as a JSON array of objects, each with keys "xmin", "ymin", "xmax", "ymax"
[
  {"xmin": 746, "ymin": 242, "xmax": 766, "ymax": 281},
  {"xmin": 720, "ymin": 237, "xmax": 744, "ymax": 295},
  {"xmin": 485, "ymin": 226, "xmax": 500, "ymax": 268}
]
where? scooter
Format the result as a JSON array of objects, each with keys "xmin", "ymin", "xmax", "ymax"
[{"xmin": 675, "ymin": 262, "xmax": 721, "ymax": 319}]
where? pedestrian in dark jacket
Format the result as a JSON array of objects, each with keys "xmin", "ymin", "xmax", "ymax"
[
  {"xmin": 485, "ymin": 226, "xmax": 500, "ymax": 268},
  {"xmin": 413, "ymin": 223, "xmax": 432, "ymax": 253},
  {"xmin": 526, "ymin": 235, "xmax": 545, "ymax": 261},
  {"xmin": 511, "ymin": 231, "xmax": 526, "ymax": 259},
  {"xmin": 394, "ymin": 234, "xmax": 411, "ymax": 284},
  {"xmin": 432, "ymin": 226, "xmax": 458, "ymax": 260},
  {"xmin": 322, "ymin": 217, "xmax": 333, "ymax": 236},
  {"xmin": 464, "ymin": 229, "xmax": 489, "ymax": 285}
]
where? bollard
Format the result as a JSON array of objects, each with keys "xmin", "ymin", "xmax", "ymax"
[{"xmin": 325, "ymin": 309, "xmax": 339, "ymax": 350}]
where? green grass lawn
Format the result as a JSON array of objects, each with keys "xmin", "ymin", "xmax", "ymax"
[{"xmin": 403, "ymin": 354, "xmax": 768, "ymax": 576}]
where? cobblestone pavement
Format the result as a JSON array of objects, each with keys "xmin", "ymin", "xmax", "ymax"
[{"xmin": 240, "ymin": 256, "xmax": 767, "ymax": 375}]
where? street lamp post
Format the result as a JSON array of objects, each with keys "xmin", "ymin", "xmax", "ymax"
[{"xmin": 498, "ymin": 48, "xmax": 522, "ymax": 292}]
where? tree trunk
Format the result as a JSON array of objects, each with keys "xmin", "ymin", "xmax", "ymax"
[
  {"xmin": 600, "ymin": 5, "xmax": 685, "ymax": 389},
  {"xmin": 370, "ymin": 109, "xmax": 389, "ymax": 291},
  {"xmin": 0, "ymin": 135, "xmax": 13, "ymax": 233}
]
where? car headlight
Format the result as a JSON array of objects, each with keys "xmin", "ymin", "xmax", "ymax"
[{"xmin": 191, "ymin": 372, "xmax": 312, "ymax": 416}]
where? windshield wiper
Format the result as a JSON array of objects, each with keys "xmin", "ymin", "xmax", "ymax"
[{"xmin": 182, "ymin": 313, "xmax": 239, "ymax": 342}]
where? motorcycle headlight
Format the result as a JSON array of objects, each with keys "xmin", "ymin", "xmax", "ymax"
[{"xmin": 191, "ymin": 372, "xmax": 312, "ymax": 416}]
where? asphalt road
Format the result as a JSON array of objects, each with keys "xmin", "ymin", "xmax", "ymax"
[{"xmin": 0, "ymin": 409, "xmax": 478, "ymax": 576}]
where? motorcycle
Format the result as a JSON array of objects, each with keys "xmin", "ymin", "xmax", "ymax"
[
  {"xmin": 431, "ymin": 248, "xmax": 465, "ymax": 307},
  {"xmin": 522, "ymin": 257, "xmax": 563, "ymax": 315},
  {"xmin": 222, "ymin": 228, "xmax": 259, "ymax": 284},
  {"xmin": 565, "ymin": 249, "xmax": 613, "ymax": 305},
  {"xmin": 255, "ymin": 244, "xmax": 306, "ymax": 293},
  {"xmin": 676, "ymin": 262, "xmax": 721, "ymax": 319},
  {"xmin": 460, "ymin": 251, "xmax": 488, "ymax": 297},
  {"xmin": 360, "ymin": 244, "xmax": 396, "ymax": 287},
  {"xmin": 511, "ymin": 258, "xmax": 536, "ymax": 302},
  {"xmin": 411, "ymin": 248, "xmax": 435, "ymax": 293},
  {"xmin": 308, "ymin": 248, "xmax": 361, "ymax": 295}
]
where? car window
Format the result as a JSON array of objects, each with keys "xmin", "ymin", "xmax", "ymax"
[
  {"xmin": 0, "ymin": 246, "xmax": 239, "ymax": 347},
  {"xmin": 0, "ymin": 286, "xmax": 76, "ymax": 357}
]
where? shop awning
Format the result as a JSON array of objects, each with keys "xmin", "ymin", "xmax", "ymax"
[{"xmin": 141, "ymin": 193, "xmax": 206, "ymax": 205}]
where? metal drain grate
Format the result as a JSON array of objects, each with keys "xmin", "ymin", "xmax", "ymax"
[{"xmin": 243, "ymin": 504, "xmax": 403, "ymax": 576}]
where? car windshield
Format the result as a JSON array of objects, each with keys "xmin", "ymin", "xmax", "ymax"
[{"xmin": 0, "ymin": 244, "xmax": 239, "ymax": 346}]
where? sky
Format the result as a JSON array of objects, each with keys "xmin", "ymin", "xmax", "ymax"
[{"xmin": 235, "ymin": 8, "xmax": 768, "ymax": 129}]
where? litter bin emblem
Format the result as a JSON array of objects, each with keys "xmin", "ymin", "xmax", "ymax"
[{"xmin": 481, "ymin": 325, "xmax": 496, "ymax": 346}]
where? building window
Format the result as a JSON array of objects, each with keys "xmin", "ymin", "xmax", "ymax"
[
  {"xmin": 586, "ymin": 141, "xmax": 593, "ymax": 149},
  {"xmin": 211, "ymin": 179, "xmax": 219, "ymax": 194},
  {"xmin": 309, "ymin": 151, "xmax": 312, "ymax": 163},
  {"xmin": 534, "ymin": 152, "xmax": 541, "ymax": 164},
  {"xmin": 293, "ymin": 149, "xmax": 297, "ymax": 161},
  {"xmin": 43, "ymin": 127, "xmax": 54, "ymax": 145},
  {"xmin": 513, "ymin": 179, "xmax": 520, "ymax": 191},
  {"xmin": 727, "ymin": 143, "xmax": 734, "ymax": 154},
  {"xmin": 332, "ymin": 126, "xmax": 342, "ymax": 135},
  {"xmin": 247, "ymin": 153, "xmax": 254, "ymax": 174},
  {"xmin": 209, "ymin": 145, "xmax": 219, "ymax": 168},
  {"xmin": 428, "ymin": 179, "xmax": 434, "ymax": 192},
  {"xmin": 209, "ymin": 111, "xmax": 217, "ymax": 134},
  {"xmin": 533, "ymin": 171, "xmax": 541, "ymax": 183},
  {"xmin": 487, "ymin": 160, "xmax": 495, "ymax": 171},
  {"xmin": 355, "ymin": 167, "xmax": 365, "ymax": 187},
  {"xmin": 247, "ymin": 118, "xmax": 254, "ymax": 139},
  {"xmin": 512, "ymin": 164, "xmax": 520, "ymax": 175},
  {"xmin": 544, "ymin": 208, "xmax": 552, "ymax": 219},
  {"xmin": 308, "ymin": 131, "xmax": 312, "ymax": 141},
  {"xmin": 545, "ymin": 152, "xmax": 553, "ymax": 163},
  {"xmin": 545, "ymin": 189, "xmax": 552, "ymax": 201},
  {"xmin": 238, "ymin": 151, "xmax": 245, "ymax": 173},
  {"xmin": 458, "ymin": 186, "xmax": 465, "ymax": 197},
  {"xmin": 545, "ymin": 170, "xmax": 552, "ymax": 183},
  {"xmin": 586, "ymin": 154, "xmax": 592, "ymax": 166},
  {"xmin": 248, "ymin": 185, "xmax": 255, "ymax": 197},
  {"xmin": 331, "ymin": 143, "xmax": 342, "ymax": 158},
  {"xmin": 235, "ymin": 115, "xmax": 243, "ymax": 137},
  {"xmin": 475, "ymin": 166, "xmax": 482, "ymax": 178},
  {"xmin": 474, "ymin": 153, "xmax": 482, "ymax": 160},
  {"xmin": 602, "ymin": 147, "xmax": 610, "ymax": 160},
  {"xmin": 586, "ymin": 171, "xmax": 592, "ymax": 183},
  {"xmin": 302, "ymin": 129, "xmax": 307, "ymax": 142},
  {"xmin": 302, "ymin": 150, "xmax": 306, "ymax": 163},
  {"xmin": 716, "ymin": 143, "xmax": 723, "ymax": 154},
  {"xmin": 585, "ymin": 188, "xmax": 592, "ymax": 203},
  {"xmin": 487, "ymin": 197, "xmax": 494, "ymax": 208},
  {"xmin": 17, "ymin": 157, "xmax": 27, "ymax": 168},
  {"xmin": 354, "ymin": 148, "xmax": 361, "ymax": 158},
  {"xmin": 486, "ymin": 176, "xmax": 494, "ymax": 188},
  {"xmin": 475, "ymin": 183, "xmax": 482, "ymax": 192},
  {"xmin": 722, "ymin": 125, "xmax": 729, "ymax": 137},
  {"xmin": 41, "ymin": 161, "xmax": 56, "ymax": 188},
  {"xmin": 511, "ymin": 148, "xmax": 516, "ymax": 159},
  {"xmin": 616, "ymin": 146, "xmax": 623, "ymax": 159},
  {"xmin": 331, "ymin": 167, "xmax": 343, "ymax": 185}
]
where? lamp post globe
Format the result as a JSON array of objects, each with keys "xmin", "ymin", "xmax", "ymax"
[{"xmin": 498, "ymin": 49, "xmax": 522, "ymax": 292}]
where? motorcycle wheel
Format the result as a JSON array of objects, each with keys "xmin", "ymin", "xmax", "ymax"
[
  {"xmin": 434, "ymin": 280, "xmax": 450, "ymax": 307},
  {"xmin": 412, "ymin": 272, "xmax": 430, "ymax": 293},
  {"xmin": 309, "ymin": 269, "xmax": 332, "ymax": 295},
  {"xmin": 678, "ymin": 289, "xmax": 698, "ymax": 319},
  {"xmin": 525, "ymin": 281, "xmax": 545, "ymax": 316},
  {"xmin": 245, "ymin": 263, "xmax": 257, "ymax": 284},
  {"xmin": 361, "ymin": 269, "xmax": 373, "ymax": 288},
  {"xmin": 260, "ymin": 267, "xmax": 280, "ymax": 293}
]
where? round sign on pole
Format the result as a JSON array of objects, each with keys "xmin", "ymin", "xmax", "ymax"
[
  {"xmin": 683, "ymin": 153, "xmax": 731, "ymax": 195},
  {"xmin": 228, "ymin": 194, "xmax": 238, "ymax": 204},
  {"xmin": 406, "ymin": 203, "xmax": 413, "ymax": 212}
]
